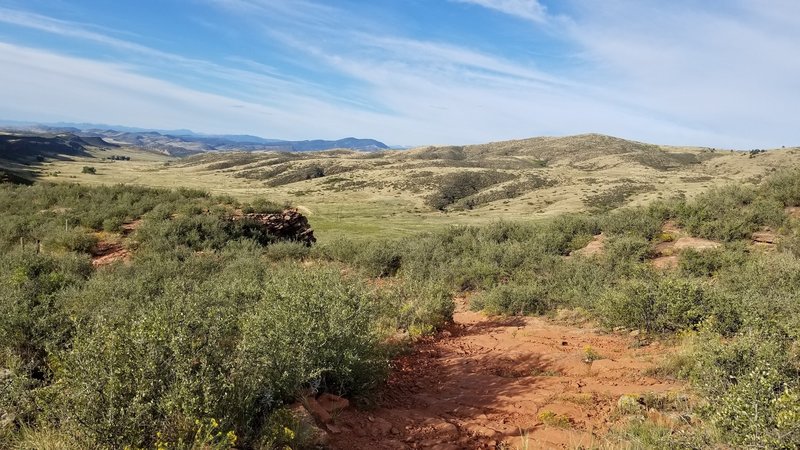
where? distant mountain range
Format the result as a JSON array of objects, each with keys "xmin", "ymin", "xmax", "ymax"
[{"xmin": 0, "ymin": 121, "xmax": 390, "ymax": 156}]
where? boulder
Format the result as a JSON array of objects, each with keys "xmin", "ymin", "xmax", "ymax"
[{"xmin": 231, "ymin": 209, "xmax": 316, "ymax": 246}]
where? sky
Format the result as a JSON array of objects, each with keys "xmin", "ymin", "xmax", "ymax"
[{"xmin": 0, "ymin": 0, "xmax": 798, "ymax": 148}]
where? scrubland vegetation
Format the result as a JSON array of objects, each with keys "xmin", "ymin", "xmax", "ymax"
[
  {"xmin": 0, "ymin": 183, "xmax": 451, "ymax": 449},
  {"xmin": 2, "ymin": 167, "xmax": 800, "ymax": 448}
]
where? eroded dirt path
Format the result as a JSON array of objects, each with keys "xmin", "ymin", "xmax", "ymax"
[
  {"xmin": 91, "ymin": 219, "xmax": 141, "ymax": 267},
  {"xmin": 329, "ymin": 300, "xmax": 682, "ymax": 450}
]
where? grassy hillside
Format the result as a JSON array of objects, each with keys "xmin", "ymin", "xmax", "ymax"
[{"xmin": 22, "ymin": 133, "xmax": 800, "ymax": 241}]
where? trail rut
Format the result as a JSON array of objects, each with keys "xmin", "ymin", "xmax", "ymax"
[{"xmin": 329, "ymin": 300, "xmax": 682, "ymax": 449}]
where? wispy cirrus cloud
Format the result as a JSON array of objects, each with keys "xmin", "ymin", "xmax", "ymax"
[
  {"xmin": 452, "ymin": 0, "xmax": 549, "ymax": 23},
  {"xmin": 0, "ymin": 6, "xmax": 372, "ymax": 117},
  {"xmin": 0, "ymin": 1, "xmax": 798, "ymax": 147},
  {"xmin": 0, "ymin": 41, "xmax": 407, "ymax": 139},
  {"xmin": 0, "ymin": 7, "xmax": 176, "ymax": 61}
]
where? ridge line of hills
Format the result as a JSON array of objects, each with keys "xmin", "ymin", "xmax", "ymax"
[{"xmin": 0, "ymin": 123, "xmax": 389, "ymax": 156}]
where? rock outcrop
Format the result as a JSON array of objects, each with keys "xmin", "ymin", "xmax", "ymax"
[{"xmin": 233, "ymin": 209, "xmax": 316, "ymax": 246}]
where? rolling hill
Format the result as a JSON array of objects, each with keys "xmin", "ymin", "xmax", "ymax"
[{"xmin": 21, "ymin": 131, "xmax": 796, "ymax": 239}]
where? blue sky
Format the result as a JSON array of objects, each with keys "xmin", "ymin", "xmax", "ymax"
[{"xmin": 0, "ymin": 0, "xmax": 798, "ymax": 148}]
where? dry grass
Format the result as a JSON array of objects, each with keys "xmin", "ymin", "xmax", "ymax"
[{"xmin": 23, "ymin": 135, "xmax": 800, "ymax": 241}]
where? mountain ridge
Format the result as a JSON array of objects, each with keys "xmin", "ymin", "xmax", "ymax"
[{"xmin": 0, "ymin": 122, "xmax": 389, "ymax": 156}]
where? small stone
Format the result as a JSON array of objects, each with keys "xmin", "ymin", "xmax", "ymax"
[
  {"xmin": 629, "ymin": 330, "xmax": 640, "ymax": 338},
  {"xmin": 303, "ymin": 396, "xmax": 332, "ymax": 424},
  {"xmin": 370, "ymin": 417, "xmax": 393, "ymax": 436},
  {"xmin": 433, "ymin": 421, "xmax": 459, "ymax": 437},
  {"xmin": 465, "ymin": 423, "xmax": 499, "ymax": 438},
  {"xmin": 317, "ymin": 393, "xmax": 350, "ymax": 414}
]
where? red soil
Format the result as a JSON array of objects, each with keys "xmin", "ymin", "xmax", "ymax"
[
  {"xmin": 90, "ymin": 219, "xmax": 141, "ymax": 267},
  {"xmin": 650, "ymin": 221, "xmax": 721, "ymax": 269},
  {"xmin": 91, "ymin": 241, "xmax": 131, "ymax": 267},
  {"xmin": 328, "ymin": 300, "xmax": 682, "ymax": 449},
  {"xmin": 569, "ymin": 233, "xmax": 605, "ymax": 257}
]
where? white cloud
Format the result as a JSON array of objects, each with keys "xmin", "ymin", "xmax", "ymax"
[
  {"xmin": 0, "ymin": 7, "xmax": 371, "ymax": 117},
  {"xmin": 0, "ymin": 42, "xmax": 413, "ymax": 140},
  {"xmin": 1, "ymin": 1, "xmax": 799, "ymax": 148},
  {"xmin": 560, "ymin": 0, "xmax": 800, "ymax": 147},
  {"xmin": 270, "ymin": 29, "xmax": 729, "ymax": 146},
  {"xmin": 453, "ymin": 0, "xmax": 548, "ymax": 23}
]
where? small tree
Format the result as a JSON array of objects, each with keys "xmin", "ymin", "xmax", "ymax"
[{"xmin": 81, "ymin": 166, "xmax": 97, "ymax": 175}]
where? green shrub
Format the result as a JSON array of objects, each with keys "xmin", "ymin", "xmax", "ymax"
[
  {"xmin": 0, "ymin": 251, "xmax": 91, "ymax": 434},
  {"xmin": 474, "ymin": 281, "xmax": 552, "ymax": 316},
  {"xmin": 679, "ymin": 331, "xmax": 800, "ymax": 448},
  {"xmin": 43, "ymin": 259, "xmax": 386, "ymax": 448},
  {"xmin": 314, "ymin": 237, "xmax": 362, "ymax": 265},
  {"xmin": 263, "ymin": 241, "xmax": 311, "ymax": 260},
  {"xmin": 596, "ymin": 276, "xmax": 737, "ymax": 333},
  {"xmin": 679, "ymin": 246, "xmax": 747, "ymax": 277},
  {"xmin": 41, "ymin": 226, "xmax": 98, "ymax": 253},
  {"xmin": 101, "ymin": 216, "xmax": 124, "ymax": 233},
  {"xmin": 355, "ymin": 240, "xmax": 404, "ymax": 278},
  {"xmin": 764, "ymin": 169, "xmax": 800, "ymax": 207},
  {"xmin": 601, "ymin": 207, "xmax": 663, "ymax": 240},
  {"xmin": 378, "ymin": 280, "xmax": 454, "ymax": 336},
  {"xmin": 244, "ymin": 197, "xmax": 284, "ymax": 214},
  {"xmin": 425, "ymin": 170, "xmax": 514, "ymax": 211},
  {"xmin": 677, "ymin": 185, "xmax": 785, "ymax": 241},
  {"xmin": 233, "ymin": 267, "xmax": 385, "ymax": 422},
  {"xmin": 604, "ymin": 235, "xmax": 652, "ymax": 263}
]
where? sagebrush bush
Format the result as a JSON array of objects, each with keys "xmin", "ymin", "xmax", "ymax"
[
  {"xmin": 263, "ymin": 241, "xmax": 312, "ymax": 260},
  {"xmin": 601, "ymin": 207, "xmax": 663, "ymax": 240},
  {"xmin": 764, "ymin": 169, "xmax": 800, "ymax": 207},
  {"xmin": 377, "ymin": 280, "xmax": 454, "ymax": 336},
  {"xmin": 596, "ymin": 276, "xmax": 739, "ymax": 333},
  {"xmin": 474, "ymin": 281, "xmax": 552, "ymax": 316},
  {"xmin": 678, "ymin": 245, "xmax": 747, "ymax": 277},
  {"xmin": 676, "ymin": 184, "xmax": 785, "ymax": 241},
  {"xmin": 678, "ymin": 331, "xmax": 800, "ymax": 448},
  {"xmin": 13, "ymin": 256, "xmax": 389, "ymax": 448},
  {"xmin": 603, "ymin": 235, "xmax": 652, "ymax": 263}
]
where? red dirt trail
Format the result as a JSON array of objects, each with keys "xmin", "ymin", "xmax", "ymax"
[
  {"xmin": 90, "ymin": 219, "xmax": 141, "ymax": 267},
  {"xmin": 329, "ymin": 300, "xmax": 682, "ymax": 450}
]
